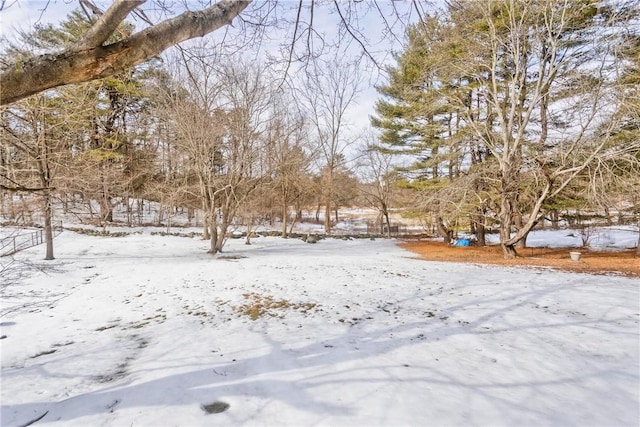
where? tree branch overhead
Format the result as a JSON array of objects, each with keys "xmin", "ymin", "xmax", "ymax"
[{"xmin": 0, "ymin": 0, "xmax": 251, "ymax": 105}]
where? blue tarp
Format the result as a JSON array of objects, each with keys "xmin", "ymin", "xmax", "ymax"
[{"xmin": 453, "ymin": 238, "xmax": 470, "ymax": 247}]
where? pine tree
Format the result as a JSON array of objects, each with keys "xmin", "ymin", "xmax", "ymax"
[{"xmin": 373, "ymin": 0, "xmax": 639, "ymax": 258}]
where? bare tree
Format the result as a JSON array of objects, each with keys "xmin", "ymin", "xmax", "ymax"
[
  {"xmin": 298, "ymin": 55, "xmax": 362, "ymax": 234},
  {"xmin": 158, "ymin": 51, "xmax": 272, "ymax": 253},
  {"xmin": 356, "ymin": 131, "xmax": 399, "ymax": 238},
  {"xmin": 264, "ymin": 100, "xmax": 311, "ymax": 238},
  {"xmin": 0, "ymin": 94, "xmax": 75, "ymax": 259}
]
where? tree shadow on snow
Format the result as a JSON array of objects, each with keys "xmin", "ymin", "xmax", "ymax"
[{"xmin": 2, "ymin": 279, "xmax": 638, "ymax": 426}]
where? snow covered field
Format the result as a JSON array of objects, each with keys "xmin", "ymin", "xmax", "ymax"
[{"xmin": 1, "ymin": 231, "xmax": 638, "ymax": 426}]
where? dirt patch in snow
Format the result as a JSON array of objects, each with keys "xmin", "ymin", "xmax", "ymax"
[
  {"xmin": 400, "ymin": 240, "xmax": 639, "ymax": 278},
  {"xmin": 234, "ymin": 292, "xmax": 318, "ymax": 320}
]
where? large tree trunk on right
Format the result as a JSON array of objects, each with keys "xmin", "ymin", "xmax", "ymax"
[{"xmin": 636, "ymin": 218, "xmax": 640, "ymax": 255}]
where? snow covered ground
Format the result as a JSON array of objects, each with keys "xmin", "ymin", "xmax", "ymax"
[
  {"xmin": 1, "ymin": 230, "xmax": 638, "ymax": 426},
  {"xmin": 485, "ymin": 225, "xmax": 639, "ymax": 250}
]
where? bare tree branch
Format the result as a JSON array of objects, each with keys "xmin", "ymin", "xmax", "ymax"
[
  {"xmin": 1, "ymin": 0, "xmax": 251, "ymax": 105},
  {"xmin": 0, "ymin": 174, "xmax": 52, "ymax": 192},
  {"xmin": 332, "ymin": 0, "xmax": 381, "ymax": 71},
  {"xmin": 75, "ymin": 0, "xmax": 146, "ymax": 51},
  {"xmin": 277, "ymin": 0, "xmax": 304, "ymax": 91}
]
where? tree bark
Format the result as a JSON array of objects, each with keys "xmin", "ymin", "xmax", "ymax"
[
  {"xmin": 551, "ymin": 210, "xmax": 559, "ymax": 229},
  {"xmin": 75, "ymin": 0, "xmax": 146, "ymax": 51},
  {"xmin": 499, "ymin": 191, "xmax": 517, "ymax": 258},
  {"xmin": 474, "ymin": 213, "xmax": 486, "ymax": 247},
  {"xmin": 498, "ymin": 166, "xmax": 521, "ymax": 258},
  {"xmin": 514, "ymin": 211, "xmax": 526, "ymax": 249},
  {"xmin": 208, "ymin": 218, "xmax": 219, "ymax": 254},
  {"xmin": 382, "ymin": 204, "xmax": 391, "ymax": 239},
  {"xmin": 324, "ymin": 202, "xmax": 331, "ymax": 234},
  {"xmin": 281, "ymin": 203, "xmax": 288, "ymax": 238},
  {"xmin": 1, "ymin": 0, "xmax": 250, "ymax": 105},
  {"xmin": 501, "ymin": 242, "xmax": 518, "ymax": 258},
  {"xmin": 636, "ymin": 217, "xmax": 640, "ymax": 255},
  {"xmin": 436, "ymin": 216, "xmax": 452, "ymax": 244},
  {"xmin": 43, "ymin": 189, "xmax": 55, "ymax": 260}
]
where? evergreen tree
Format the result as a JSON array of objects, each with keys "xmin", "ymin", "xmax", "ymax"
[{"xmin": 373, "ymin": 0, "xmax": 639, "ymax": 258}]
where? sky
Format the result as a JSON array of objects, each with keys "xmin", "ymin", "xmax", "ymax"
[
  {"xmin": 0, "ymin": 0, "xmax": 86, "ymax": 38},
  {"xmin": 1, "ymin": 218, "xmax": 638, "ymax": 426}
]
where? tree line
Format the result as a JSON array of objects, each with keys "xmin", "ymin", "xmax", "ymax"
[
  {"xmin": 0, "ymin": 9, "xmax": 409, "ymax": 258},
  {"xmin": 1, "ymin": 0, "xmax": 639, "ymax": 259}
]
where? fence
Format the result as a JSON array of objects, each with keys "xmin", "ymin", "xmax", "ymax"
[
  {"xmin": 0, "ymin": 222, "xmax": 63, "ymax": 257},
  {"xmin": 328, "ymin": 221, "xmax": 425, "ymax": 237}
]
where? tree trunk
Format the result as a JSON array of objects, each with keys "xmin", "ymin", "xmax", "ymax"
[
  {"xmin": 324, "ymin": 201, "xmax": 332, "ymax": 234},
  {"xmin": 515, "ymin": 212, "xmax": 526, "ymax": 249},
  {"xmin": 203, "ymin": 216, "xmax": 210, "ymax": 240},
  {"xmin": 43, "ymin": 190, "xmax": 54, "ymax": 260},
  {"xmin": 208, "ymin": 219, "xmax": 219, "ymax": 254},
  {"xmin": 499, "ymin": 202, "xmax": 517, "ymax": 258},
  {"xmin": 475, "ymin": 217, "xmax": 486, "ymax": 247},
  {"xmin": 281, "ymin": 203, "xmax": 288, "ymax": 238},
  {"xmin": 436, "ymin": 216, "xmax": 452, "ymax": 244},
  {"xmin": 187, "ymin": 208, "xmax": 194, "ymax": 226},
  {"xmin": 215, "ymin": 217, "xmax": 230, "ymax": 253},
  {"xmin": 245, "ymin": 216, "xmax": 254, "ymax": 245},
  {"xmin": 636, "ymin": 217, "xmax": 640, "ymax": 255},
  {"xmin": 499, "ymin": 175, "xmax": 518, "ymax": 258},
  {"xmin": 384, "ymin": 214, "xmax": 392, "ymax": 238},
  {"xmin": 288, "ymin": 215, "xmax": 298, "ymax": 235},
  {"xmin": 501, "ymin": 242, "xmax": 518, "ymax": 258},
  {"xmin": 551, "ymin": 210, "xmax": 559, "ymax": 229},
  {"xmin": 62, "ymin": 192, "xmax": 69, "ymax": 214},
  {"xmin": 125, "ymin": 196, "xmax": 132, "ymax": 226},
  {"xmin": 381, "ymin": 203, "xmax": 391, "ymax": 238},
  {"xmin": 202, "ymin": 199, "xmax": 210, "ymax": 240},
  {"xmin": 100, "ymin": 192, "xmax": 113, "ymax": 224}
]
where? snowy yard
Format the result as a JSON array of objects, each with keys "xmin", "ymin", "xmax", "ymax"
[{"xmin": 1, "ymin": 231, "xmax": 638, "ymax": 426}]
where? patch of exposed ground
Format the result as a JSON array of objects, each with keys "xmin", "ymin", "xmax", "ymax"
[
  {"xmin": 400, "ymin": 240, "xmax": 639, "ymax": 278},
  {"xmin": 233, "ymin": 292, "xmax": 318, "ymax": 320}
]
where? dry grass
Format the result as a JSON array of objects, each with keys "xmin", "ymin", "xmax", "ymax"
[
  {"xmin": 234, "ymin": 292, "xmax": 318, "ymax": 320},
  {"xmin": 400, "ymin": 240, "xmax": 639, "ymax": 278}
]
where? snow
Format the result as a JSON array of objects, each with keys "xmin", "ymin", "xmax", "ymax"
[
  {"xmin": 1, "ymin": 229, "xmax": 639, "ymax": 426},
  {"xmin": 485, "ymin": 226, "xmax": 639, "ymax": 250}
]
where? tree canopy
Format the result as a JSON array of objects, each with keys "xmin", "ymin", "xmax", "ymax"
[{"xmin": 372, "ymin": 0, "xmax": 640, "ymax": 257}]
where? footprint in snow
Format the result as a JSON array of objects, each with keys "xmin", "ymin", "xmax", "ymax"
[{"xmin": 202, "ymin": 401, "xmax": 230, "ymax": 414}]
